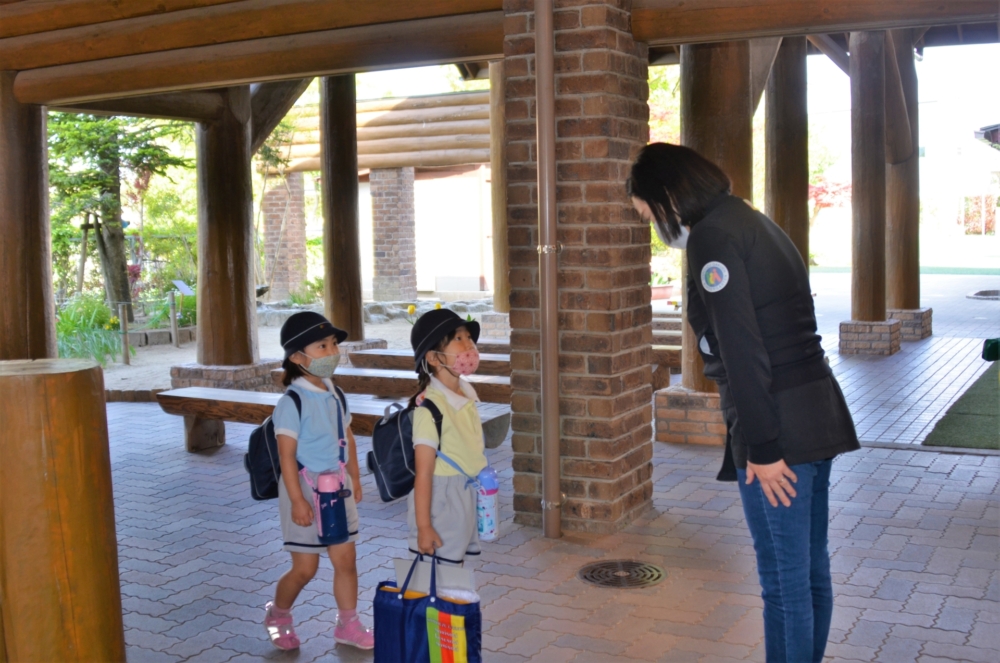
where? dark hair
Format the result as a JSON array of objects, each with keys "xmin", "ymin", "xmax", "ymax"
[
  {"xmin": 626, "ymin": 143, "xmax": 732, "ymax": 241},
  {"xmin": 408, "ymin": 329, "xmax": 459, "ymax": 408},
  {"xmin": 281, "ymin": 357, "xmax": 307, "ymax": 387}
]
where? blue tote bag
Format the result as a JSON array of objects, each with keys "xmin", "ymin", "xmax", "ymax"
[{"xmin": 373, "ymin": 555, "xmax": 482, "ymax": 663}]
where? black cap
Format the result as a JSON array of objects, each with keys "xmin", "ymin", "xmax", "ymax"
[
  {"xmin": 410, "ymin": 308, "xmax": 481, "ymax": 372},
  {"xmin": 280, "ymin": 311, "xmax": 347, "ymax": 358}
]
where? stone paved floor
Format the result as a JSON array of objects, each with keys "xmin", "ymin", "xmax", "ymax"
[{"xmin": 108, "ymin": 404, "xmax": 999, "ymax": 663}]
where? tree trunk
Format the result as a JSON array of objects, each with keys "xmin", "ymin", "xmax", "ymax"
[{"xmin": 94, "ymin": 139, "xmax": 134, "ymax": 322}]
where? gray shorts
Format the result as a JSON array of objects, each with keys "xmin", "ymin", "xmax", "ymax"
[
  {"xmin": 279, "ymin": 469, "xmax": 358, "ymax": 554},
  {"xmin": 407, "ymin": 473, "xmax": 480, "ymax": 565}
]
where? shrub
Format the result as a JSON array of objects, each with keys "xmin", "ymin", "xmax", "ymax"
[
  {"xmin": 145, "ymin": 294, "xmax": 196, "ymax": 329},
  {"xmin": 56, "ymin": 293, "xmax": 126, "ymax": 365}
]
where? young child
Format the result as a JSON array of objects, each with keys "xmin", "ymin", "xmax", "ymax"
[
  {"xmin": 408, "ymin": 308, "xmax": 489, "ymax": 564},
  {"xmin": 263, "ymin": 311, "xmax": 374, "ymax": 651}
]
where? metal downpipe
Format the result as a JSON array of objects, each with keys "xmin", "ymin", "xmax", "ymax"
[{"xmin": 535, "ymin": 0, "xmax": 562, "ymax": 539}]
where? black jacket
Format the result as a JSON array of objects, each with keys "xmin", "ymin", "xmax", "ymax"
[{"xmin": 685, "ymin": 196, "xmax": 860, "ymax": 480}]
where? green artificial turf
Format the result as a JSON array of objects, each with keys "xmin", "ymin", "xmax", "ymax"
[{"xmin": 923, "ymin": 362, "xmax": 999, "ymax": 450}]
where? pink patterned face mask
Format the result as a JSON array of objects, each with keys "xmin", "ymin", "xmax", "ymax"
[{"xmin": 439, "ymin": 348, "xmax": 480, "ymax": 376}]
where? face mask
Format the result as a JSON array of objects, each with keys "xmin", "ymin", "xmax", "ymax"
[
  {"xmin": 300, "ymin": 352, "xmax": 340, "ymax": 379},
  {"xmin": 655, "ymin": 223, "xmax": 690, "ymax": 250},
  {"xmin": 438, "ymin": 348, "xmax": 480, "ymax": 376}
]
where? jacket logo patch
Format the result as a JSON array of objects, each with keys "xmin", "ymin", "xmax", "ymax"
[{"xmin": 701, "ymin": 262, "xmax": 729, "ymax": 293}]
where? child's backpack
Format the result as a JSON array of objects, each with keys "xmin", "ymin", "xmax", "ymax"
[
  {"xmin": 244, "ymin": 387, "xmax": 348, "ymax": 500},
  {"xmin": 367, "ymin": 400, "xmax": 443, "ymax": 502}
]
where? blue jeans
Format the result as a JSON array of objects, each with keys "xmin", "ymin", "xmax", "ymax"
[{"xmin": 737, "ymin": 459, "xmax": 833, "ymax": 663}]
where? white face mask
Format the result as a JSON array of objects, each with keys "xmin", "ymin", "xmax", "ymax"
[{"xmin": 654, "ymin": 222, "xmax": 690, "ymax": 250}]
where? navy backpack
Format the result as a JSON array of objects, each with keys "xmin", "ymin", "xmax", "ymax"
[
  {"xmin": 244, "ymin": 387, "xmax": 347, "ymax": 500},
  {"xmin": 367, "ymin": 400, "xmax": 443, "ymax": 503}
]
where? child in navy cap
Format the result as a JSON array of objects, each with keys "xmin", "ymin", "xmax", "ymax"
[{"xmin": 263, "ymin": 312, "xmax": 373, "ymax": 651}]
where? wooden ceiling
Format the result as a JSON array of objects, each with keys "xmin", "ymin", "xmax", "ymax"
[{"xmin": 1, "ymin": 0, "xmax": 996, "ymax": 106}]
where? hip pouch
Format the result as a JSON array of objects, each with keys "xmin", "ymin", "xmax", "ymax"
[
  {"xmin": 303, "ymin": 467, "xmax": 350, "ymax": 546},
  {"xmin": 301, "ymin": 396, "xmax": 352, "ymax": 546}
]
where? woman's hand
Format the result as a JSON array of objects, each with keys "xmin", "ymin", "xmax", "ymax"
[
  {"xmin": 291, "ymin": 497, "xmax": 314, "ymax": 527},
  {"xmin": 746, "ymin": 460, "xmax": 798, "ymax": 507},
  {"xmin": 417, "ymin": 526, "xmax": 443, "ymax": 555}
]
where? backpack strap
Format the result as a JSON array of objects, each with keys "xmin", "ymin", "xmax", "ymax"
[
  {"xmin": 419, "ymin": 399, "xmax": 444, "ymax": 441},
  {"xmin": 332, "ymin": 385, "xmax": 348, "ymax": 415},
  {"xmin": 287, "ymin": 389, "xmax": 302, "ymax": 416}
]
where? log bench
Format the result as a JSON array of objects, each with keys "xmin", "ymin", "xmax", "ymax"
[
  {"xmin": 270, "ymin": 367, "xmax": 512, "ymax": 404},
  {"xmin": 349, "ymin": 349, "xmax": 510, "ymax": 376},
  {"xmin": 652, "ymin": 329, "xmax": 682, "ymax": 344},
  {"xmin": 156, "ymin": 387, "xmax": 512, "ymax": 452},
  {"xmin": 475, "ymin": 338, "xmax": 510, "ymax": 354}
]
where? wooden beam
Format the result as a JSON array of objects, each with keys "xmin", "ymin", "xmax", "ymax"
[
  {"xmin": 321, "ymin": 76, "xmax": 364, "ymax": 341},
  {"xmin": 290, "ymin": 120, "xmax": 491, "ymax": 145},
  {"xmin": 886, "ymin": 28, "xmax": 921, "ymax": 310},
  {"xmin": 679, "ymin": 41, "xmax": 752, "ymax": 394},
  {"xmin": 633, "ymin": 0, "xmax": 999, "ymax": 45},
  {"xmin": 749, "ymin": 37, "xmax": 782, "ymax": 114},
  {"xmin": 288, "ymin": 135, "xmax": 490, "ymax": 160},
  {"xmin": 53, "ymin": 89, "xmax": 227, "ymax": 122},
  {"xmin": 13, "ymin": 12, "xmax": 504, "ymax": 106},
  {"xmin": 489, "ymin": 60, "xmax": 509, "ymax": 314},
  {"xmin": 0, "ymin": 71, "xmax": 56, "ymax": 360},
  {"xmin": 765, "ymin": 37, "xmax": 810, "ymax": 266},
  {"xmin": 249, "ymin": 78, "xmax": 311, "ymax": 153},
  {"xmin": 287, "ymin": 149, "xmax": 492, "ymax": 173},
  {"xmin": 882, "ymin": 31, "xmax": 913, "ymax": 165},
  {"xmin": 849, "ymin": 31, "xmax": 887, "ymax": 322},
  {"xmin": 196, "ymin": 86, "xmax": 259, "ymax": 365},
  {"xmin": 0, "ymin": 0, "xmax": 242, "ymax": 39},
  {"xmin": 0, "ymin": 0, "xmax": 502, "ymax": 71},
  {"xmin": 807, "ymin": 34, "xmax": 850, "ymax": 74}
]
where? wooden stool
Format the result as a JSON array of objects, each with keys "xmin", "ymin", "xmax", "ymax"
[{"xmin": 0, "ymin": 359, "xmax": 126, "ymax": 662}]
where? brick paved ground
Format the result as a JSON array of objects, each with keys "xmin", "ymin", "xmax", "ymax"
[{"xmin": 108, "ymin": 404, "xmax": 999, "ymax": 663}]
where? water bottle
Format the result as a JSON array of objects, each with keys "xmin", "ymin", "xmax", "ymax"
[{"xmin": 476, "ymin": 466, "xmax": 499, "ymax": 541}]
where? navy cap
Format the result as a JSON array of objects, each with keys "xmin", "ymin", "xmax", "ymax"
[
  {"xmin": 280, "ymin": 311, "xmax": 347, "ymax": 358},
  {"xmin": 410, "ymin": 308, "xmax": 480, "ymax": 372}
]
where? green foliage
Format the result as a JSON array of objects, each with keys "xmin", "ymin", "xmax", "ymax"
[
  {"xmin": 257, "ymin": 118, "xmax": 297, "ymax": 172},
  {"xmin": 651, "ymin": 272, "xmax": 673, "ymax": 286},
  {"xmin": 137, "ymin": 174, "xmax": 199, "ymax": 294},
  {"xmin": 55, "ymin": 293, "xmax": 126, "ymax": 365},
  {"xmin": 145, "ymin": 294, "xmax": 197, "ymax": 329},
  {"xmin": 288, "ymin": 291, "xmax": 316, "ymax": 306},
  {"xmin": 303, "ymin": 276, "xmax": 325, "ymax": 301},
  {"xmin": 47, "ymin": 112, "xmax": 192, "ymax": 297},
  {"xmin": 648, "ymin": 66, "xmax": 681, "ymax": 144},
  {"xmin": 445, "ymin": 65, "xmax": 490, "ymax": 92}
]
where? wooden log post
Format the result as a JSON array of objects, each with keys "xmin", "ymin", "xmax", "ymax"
[
  {"xmin": 191, "ymin": 85, "xmax": 258, "ymax": 449},
  {"xmin": 679, "ymin": 41, "xmax": 753, "ymax": 393},
  {"xmin": 196, "ymin": 85, "xmax": 258, "ymax": 366},
  {"xmin": 849, "ymin": 31, "xmax": 887, "ymax": 323},
  {"xmin": 489, "ymin": 59, "xmax": 510, "ymax": 314},
  {"xmin": 320, "ymin": 75, "xmax": 364, "ymax": 341},
  {"xmin": 0, "ymin": 359, "xmax": 126, "ymax": 662},
  {"xmin": 840, "ymin": 31, "xmax": 902, "ymax": 356},
  {"xmin": 886, "ymin": 29, "xmax": 921, "ymax": 311},
  {"xmin": 118, "ymin": 303, "xmax": 130, "ymax": 365},
  {"xmin": 765, "ymin": 36, "xmax": 810, "ymax": 265},
  {"xmin": 0, "ymin": 70, "xmax": 56, "ymax": 361}
]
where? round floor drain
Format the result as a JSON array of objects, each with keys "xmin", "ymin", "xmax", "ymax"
[{"xmin": 578, "ymin": 560, "xmax": 665, "ymax": 589}]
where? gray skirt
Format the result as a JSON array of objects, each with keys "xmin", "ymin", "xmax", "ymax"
[
  {"xmin": 407, "ymin": 473, "xmax": 480, "ymax": 565},
  {"xmin": 278, "ymin": 469, "xmax": 359, "ymax": 554}
]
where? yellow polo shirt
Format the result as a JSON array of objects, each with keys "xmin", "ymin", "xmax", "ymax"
[{"xmin": 412, "ymin": 376, "xmax": 488, "ymax": 478}]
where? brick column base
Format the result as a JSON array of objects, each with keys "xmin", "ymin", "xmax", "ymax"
[
  {"xmin": 839, "ymin": 320, "xmax": 902, "ymax": 355},
  {"xmin": 170, "ymin": 360, "xmax": 282, "ymax": 391},
  {"xmin": 654, "ymin": 386, "xmax": 725, "ymax": 446},
  {"xmin": 887, "ymin": 308, "xmax": 932, "ymax": 341}
]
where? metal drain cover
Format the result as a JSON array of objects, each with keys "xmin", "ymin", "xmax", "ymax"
[{"xmin": 578, "ymin": 560, "xmax": 665, "ymax": 589}]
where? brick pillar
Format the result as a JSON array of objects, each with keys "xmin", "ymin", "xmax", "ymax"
[
  {"xmin": 505, "ymin": 0, "xmax": 653, "ymax": 534},
  {"xmin": 262, "ymin": 171, "xmax": 307, "ymax": 301},
  {"xmin": 370, "ymin": 167, "xmax": 417, "ymax": 301}
]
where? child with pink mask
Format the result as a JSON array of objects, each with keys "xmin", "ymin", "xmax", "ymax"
[{"xmin": 406, "ymin": 308, "xmax": 489, "ymax": 565}]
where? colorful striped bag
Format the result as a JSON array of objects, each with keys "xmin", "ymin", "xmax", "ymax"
[{"xmin": 373, "ymin": 555, "xmax": 481, "ymax": 663}]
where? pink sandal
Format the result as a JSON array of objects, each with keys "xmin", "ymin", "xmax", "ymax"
[
  {"xmin": 263, "ymin": 601, "xmax": 301, "ymax": 651},
  {"xmin": 334, "ymin": 616, "xmax": 374, "ymax": 650}
]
